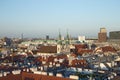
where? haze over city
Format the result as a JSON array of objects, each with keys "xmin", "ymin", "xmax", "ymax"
[
  {"xmin": 1, "ymin": 1, "xmax": 120, "ymax": 80},
  {"xmin": 0, "ymin": 0, "xmax": 120, "ymax": 38}
]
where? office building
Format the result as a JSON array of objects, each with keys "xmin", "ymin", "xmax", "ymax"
[
  {"xmin": 109, "ymin": 31, "xmax": 120, "ymax": 39},
  {"xmin": 46, "ymin": 35, "xmax": 49, "ymax": 40}
]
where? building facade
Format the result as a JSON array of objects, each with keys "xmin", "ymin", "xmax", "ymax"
[
  {"xmin": 78, "ymin": 36, "xmax": 85, "ymax": 42},
  {"xmin": 46, "ymin": 35, "xmax": 49, "ymax": 40},
  {"xmin": 109, "ymin": 31, "xmax": 120, "ymax": 39},
  {"xmin": 98, "ymin": 28, "xmax": 107, "ymax": 42}
]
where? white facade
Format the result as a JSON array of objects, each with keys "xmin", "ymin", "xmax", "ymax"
[
  {"xmin": 61, "ymin": 36, "xmax": 64, "ymax": 40},
  {"xmin": 78, "ymin": 36, "xmax": 85, "ymax": 41},
  {"xmin": 57, "ymin": 45, "xmax": 61, "ymax": 53}
]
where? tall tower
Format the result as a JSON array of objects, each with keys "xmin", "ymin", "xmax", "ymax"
[
  {"xmin": 66, "ymin": 29, "xmax": 70, "ymax": 44},
  {"xmin": 46, "ymin": 35, "xmax": 49, "ymax": 40},
  {"xmin": 66, "ymin": 29, "xmax": 69, "ymax": 40},
  {"xmin": 21, "ymin": 33, "xmax": 23, "ymax": 41},
  {"xmin": 98, "ymin": 28, "xmax": 107, "ymax": 42},
  {"xmin": 59, "ymin": 29, "xmax": 62, "ymax": 40}
]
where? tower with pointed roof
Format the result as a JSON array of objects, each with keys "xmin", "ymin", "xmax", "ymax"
[{"xmin": 66, "ymin": 29, "xmax": 70, "ymax": 44}]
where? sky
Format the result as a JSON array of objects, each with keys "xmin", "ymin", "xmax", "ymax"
[{"xmin": 0, "ymin": 0, "xmax": 120, "ymax": 38}]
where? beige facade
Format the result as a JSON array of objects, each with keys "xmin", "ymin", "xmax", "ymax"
[
  {"xmin": 100, "ymin": 28, "xmax": 107, "ymax": 33},
  {"xmin": 98, "ymin": 28, "xmax": 107, "ymax": 42}
]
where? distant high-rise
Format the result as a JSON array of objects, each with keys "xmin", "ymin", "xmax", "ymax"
[
  {"xmin": 66, "ymin": 29, "xmax": 70, "ymax": 40},
  {"xmin": 46, "ymin": 35, "xmax": 49, "ymax": 40},
  {"xmin": 109, "ymin": 31, "xmax": 120, "ymax": 39},
  {"xmin": 21, "ymin": 33, "xmax": 23, "ymax": 41},
  {"xmin": 98, "ymin": 28, "xmax": 107, "ymax": 42},
  {"xmin": 59, "ymin": 29, "xmax": 62, "ymax": 40}
]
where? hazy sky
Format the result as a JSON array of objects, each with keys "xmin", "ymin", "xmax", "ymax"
[{"xmin": 0, "ymin": 0, "xmax": 120, "ymax": 38}]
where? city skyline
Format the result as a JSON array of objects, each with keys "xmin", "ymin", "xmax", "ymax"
[{"xmin": 0, "ymin": 0, "xmax": 120, "ymax": 38}]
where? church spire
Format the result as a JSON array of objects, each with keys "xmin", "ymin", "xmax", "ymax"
[{"xmin": 66, "ymin": 29, "xmax": 70, "ymax": 44}]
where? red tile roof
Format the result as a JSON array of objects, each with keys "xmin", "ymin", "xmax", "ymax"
[
  {"xmin": 0, "ymin": 72, "xmax": 74, "ymax": 80},
  {"xmin": 70, "ymin": 53, "xmax": 77, "ymax": 57},
  {"xmin": 56, "ymin": 54, "xmax": 68, "ymax": 59},
  {"xmin": 102, "ymin": 46, "xmax": 117, "ymax": 52},
  {"xmin": 70, "ymin": 59, "xmax": 87, "ymax": 67},
  {"xmin": 95, "ymin": 46, "xmax": 117, "ymax": 53},
  {"xmin": 77, "ymin": 49, "xmax": 93, "ymax": 55},
  {"xmin": 37, "ymin": 46, "xmax": 57, "ymax": 53},
  {"xmin": 111, "ymin": 76, "xmax": 120, "ymax": 80},
  {"xmin": 75, "ymin": 44, "xmax": 88, "ymax": 49}
]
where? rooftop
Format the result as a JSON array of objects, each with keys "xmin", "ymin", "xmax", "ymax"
[{"xmin": 0, "ymin": 72, "xmax": 73, "ymax": 80}]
